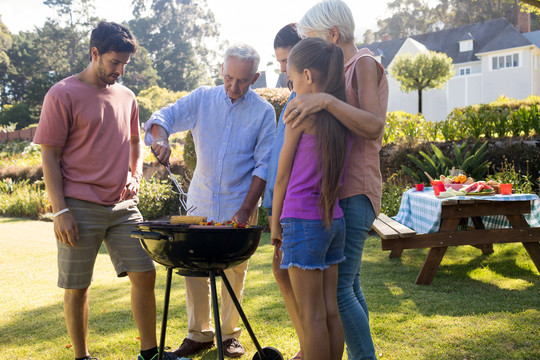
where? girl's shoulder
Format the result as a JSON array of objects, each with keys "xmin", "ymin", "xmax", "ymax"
[{"xmin": 296, "ymin": 114, "xmax": 317, "ymax": 136}]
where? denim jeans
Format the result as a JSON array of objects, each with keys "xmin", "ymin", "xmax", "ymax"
[
  {"xmin": 338, "ymin": 195, "xmax": 377, "ymax": 360},
  {"xmin": 280, "ymin": 217, "xmax": 346, "ymax": 270}
]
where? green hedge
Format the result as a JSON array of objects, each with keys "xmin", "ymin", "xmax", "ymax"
[{"xmin": 385, "ymin": 95, "xmax": 540, "ymax": 145}]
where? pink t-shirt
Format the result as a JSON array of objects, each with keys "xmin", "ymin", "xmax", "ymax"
[
  {"xmin": 338, "ymin": 49, "xmax": 389, "ymax": 216},
  {"xmin": 34, "ymin": 75, "xmax": 140, "ymax": 205}
]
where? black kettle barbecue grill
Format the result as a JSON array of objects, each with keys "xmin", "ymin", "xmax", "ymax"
[{"xmin": 131, "ymin": 221, "xmax": 283, "ymax": 360}]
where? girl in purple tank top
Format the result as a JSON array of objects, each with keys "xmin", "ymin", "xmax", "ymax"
[{"xmin": 270, "ymin": 37, "xmax": 351, "ymax": 360}]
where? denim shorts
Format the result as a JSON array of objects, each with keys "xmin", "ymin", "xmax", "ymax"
[{"xmin": 280, "ymin": 217, "xmax": 346, "ymax": 270}]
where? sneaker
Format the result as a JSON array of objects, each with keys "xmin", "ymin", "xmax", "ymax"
[
  {"xmin": 222, "ymin": 338, "xmax": 245, "ymax": 358},
  {"xmin": 137, "ymin": 352, "xmax": 191, "ymax": 360},
  {"xmin": 164, "ymin": 352, "xmax": 192, "ymax": 360}
]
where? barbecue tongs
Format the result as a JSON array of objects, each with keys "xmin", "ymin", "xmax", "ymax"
[{"xmin": 151, "ymin": 147, "xmax": 197, "ymax": 214}]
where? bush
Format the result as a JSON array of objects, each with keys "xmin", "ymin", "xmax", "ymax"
[
  {"xmin": 487, "ymin": 158, "xmax": 535, "ymax": 194},
  {"xmin": 444, "ymin": 95, "xmax": 540, "ymax": 139},
  {"xmin": 254, "ymin": 87, "xmax": 291, "ymax": 123},
  {"xmin": 0, "ymin": 101, "xmax": 38, "ymax": 130},
  {"xmin": 402, "ymin": 139, "xmax": 491, "ymax": 183},
  {"xmin": 0, "ymin": 140, "xmax": 41, "ymax": 169},
  {"xmin": 381, "ymin": 172, "xmax": 409, "ymax": 217},
  {"xmin": 138, "ymin": 174, "xmax": 181, "ymax": 220},
  {"xmin": 0, "ymin": 178, "xmax": 50, "ymax": 219},
  {"xmin": 0, "ymin": 175, "xmax": 186, "ymax": 221},
  {"xmin": 136, "ymin": 86, "xmax": 188, "ymax": 124},
  {"xmin": 183, "ymin": 131, "xmax": 195, "ymax": 178},
  {"xmin": 384, "ymin": 111, "xmax": 430, "ymax": 145},
  {"xmin": 486, "ymin": 142, "xmax": 540, "ymax": 191}
]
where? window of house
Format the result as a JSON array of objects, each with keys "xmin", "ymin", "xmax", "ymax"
[
  {"xmin": 492, "ymin": 53, "xmax": 520, "ymax": 70},
  {"xmin": 459, "ymin": 67, "xmax": 471, "ymax": 76},
  {"xmin": 459, "ymin": 39, "xmax": 473, "ymax": 52}
]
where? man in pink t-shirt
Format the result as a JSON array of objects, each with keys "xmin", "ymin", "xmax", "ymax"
[{"xmin": 34, "ymin": 22, "xmax": 183, "ymax": 360}]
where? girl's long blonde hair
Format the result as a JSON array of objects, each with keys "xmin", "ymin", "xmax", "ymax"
[{"xmin": 288, "ymin": 37, "xmax": 349, "ymax": 227}]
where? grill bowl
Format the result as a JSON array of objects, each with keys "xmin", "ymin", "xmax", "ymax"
[{"xmin": 131, "ymin": 221, "xmax": 264, "ymax": 273}]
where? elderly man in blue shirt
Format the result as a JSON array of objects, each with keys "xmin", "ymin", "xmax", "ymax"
[{"xmin": 144, "ymin": 43, "xmax": 275, "ymax": 358}]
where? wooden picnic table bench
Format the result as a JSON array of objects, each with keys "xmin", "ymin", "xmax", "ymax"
[{"xmin": 372, "ymin": 195, "xmax": 540, "ymax": 285}]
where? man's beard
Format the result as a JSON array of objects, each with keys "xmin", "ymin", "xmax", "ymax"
[{"xmin": 98, "ymin": 58, "xmax": 119, "ymax": 85}]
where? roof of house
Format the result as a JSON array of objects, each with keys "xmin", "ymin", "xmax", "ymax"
[
  {"xmin": 360, "ymin": 18, "xmax": 535, "ymax": 68},
  {"xmin": 524, "ymin": 30, "xmax": 540, "ymax": 48},
  {"xmin": 252, "ymin": 70, "xmax": 267, "ymax": 89}
]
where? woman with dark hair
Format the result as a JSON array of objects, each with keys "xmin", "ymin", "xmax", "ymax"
[
  {"xmin": 271, "ymin": 37, "xmax": 351, "ymax": 360},
  {"xmin": 262, "ymin": 23, "xmax": 304, "ymax": 360}
]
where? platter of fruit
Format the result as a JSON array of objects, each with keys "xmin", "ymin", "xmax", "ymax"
[
  {"xmin": 426, "ymin": 169, "xmax": 503, "ymax": 197},
  {"xmin": 458, "ymin": 181, "xmax": 495, "ymax": 195},
  {"xmin": 440, "ymin": 174, "xmax": 474, "ymax": 190},
  {"xmin": 434, "ymin": 180, "xmax": 501, "ymax": 198}
]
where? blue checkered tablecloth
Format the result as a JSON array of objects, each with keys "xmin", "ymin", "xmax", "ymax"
[{"xmin": 393, "ymin": 187, "xmax": 540, "ymax": 234}]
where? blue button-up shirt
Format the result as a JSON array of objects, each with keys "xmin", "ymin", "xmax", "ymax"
[
  {"xmin": 144, "ymin": 85, "xmax": 276, "ymax": 222},
  {"xmin": 262, "ymin": 92, "xmax": 296, "ymax": 214}
]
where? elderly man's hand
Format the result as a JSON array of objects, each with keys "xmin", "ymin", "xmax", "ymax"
[
  {"xmin": 150, "ymin": 124, "xmax": 172, "ymax": 166},
  {"xmin": 231, "ymin": 208, "xmax": 252, "ymax": 225},
  {"xmin": 151, "ymin": 139, "xmax": 171, "ymax": 166}
]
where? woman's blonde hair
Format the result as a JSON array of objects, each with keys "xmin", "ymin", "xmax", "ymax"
[{"xmin": 297, "ymin": 0, "xmax": 356, "ymax": 43}]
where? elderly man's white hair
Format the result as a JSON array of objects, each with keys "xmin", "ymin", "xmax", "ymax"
[
  {"xmin": 223, "ymin": 43, "xmax": 261, "ymax": 76},
  {"xmin": 298, "ymin": 0, "xmax": 356, "ymax": 43}
]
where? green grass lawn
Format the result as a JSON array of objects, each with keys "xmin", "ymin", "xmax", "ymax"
[{"xmin": 1, "ymin": 217, "xmax": 539, "ymax": 360}]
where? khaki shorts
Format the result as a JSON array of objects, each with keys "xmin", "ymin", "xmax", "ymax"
[{"xmin": 57, "ymin": 197, "xmax": 155, "ymax": 289}]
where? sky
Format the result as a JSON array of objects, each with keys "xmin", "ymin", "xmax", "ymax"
[{"xmin": 0, "ymin": 0, "xmax": 392, "ymax": 87}]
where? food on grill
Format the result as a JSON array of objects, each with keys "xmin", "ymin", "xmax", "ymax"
[
  {"xmin": 198, "ymin": 220, "xmax": 250, "ymax": 228},
  {"xmin": 170, "ymin": 215, "xmax": 208, "ymax": 224}
]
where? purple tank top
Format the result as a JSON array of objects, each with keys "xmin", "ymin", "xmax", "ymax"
[{"xmin": 280, "ymin": 133, "xmax": 344, "ymax": 220}]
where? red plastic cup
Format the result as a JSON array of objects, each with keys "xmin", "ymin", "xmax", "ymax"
[
  {"xmin": 415, "ymin": 183, "xmax": 424, "ymax": 191},
  {"xmin": 431, "ymin": 180, "xmax": 444, "ymax": 196},
  {"xmin": 500, "ymin": 183, "xmax": 512, "ymax": 195}
]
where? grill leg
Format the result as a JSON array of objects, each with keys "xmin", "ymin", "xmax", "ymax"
[
  {"xmin": 210, "ymin": 270, "xmax": 225, "ymax": 360},
  {"xmin": 220, "ymin": 270, "xmax": 266, "ymax": 360},
  {"xmin": 158, "ymin": 267, "xmax": 173, "ymax": 360}
]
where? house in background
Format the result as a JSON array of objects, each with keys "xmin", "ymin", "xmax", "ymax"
[
  {"xmin": 252, "ymin": 70, "xmax": 267, "ymax": 89},
  {"xmin": 362, "ymin": 13, "xmax": 540, "ymax": 121}
]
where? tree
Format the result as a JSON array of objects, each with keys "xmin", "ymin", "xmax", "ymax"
[
  {"xmin": 128, "ymin": 0, "xmax": 223, "ymax": 91},
  {"xmin": 4, "ymin": 22, "xmax": 88, "ymax": 109},
  {"xmin": 390, "ymin": 51, "xmax": 453, "ymax": 114},
  {"xmin": 0, "ymin": 15, "xmax": 11, "ymax": 68},
  {"xmin": 0, "ymin": 15, "xmax": 13, "ymax": 108},
  {"xmin": 121, "ymin": 45, "xmax": 160, "ymax": 96},
  {"xmin": 521, "ymin": 0, "xmax": 540, "ymax": 8},
  {"xmin": 43, "ymin": 0, "xmax": 98, "ymax": 31},
  {"xmin": 376, "ymin": 0, "xmax": 441, "ymax": 39},
  {"xmin": 375, "ymin": 0, "xmax": 539, "ymax": 41}
]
